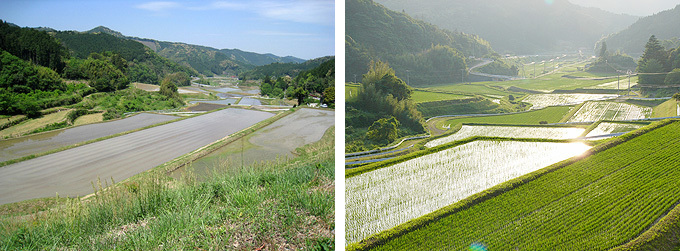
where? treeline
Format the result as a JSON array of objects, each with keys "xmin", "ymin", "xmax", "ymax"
[
  {"xmin": 0, "ymin": 50, "xmax": 95, "ymax": 117},
  {"xmin": 476, "ymin": 54, "xmax": 520, "ymax": 76},
  {"xmin": 637, "ymin": 36, "xmax": 680, "ymax": 87},
  {"xmin": 56, "ymin": 31, "xmax": 198, "ymax": 85},
  {"xmin": 0, "ymin": 20, "xmax": 67, "ymax": 73},
  {"xmin": 259, "ymin": 58, "xmax": 335, "ymax": 107},
  {"xmin": 240, "ymin": 56, "xmax": 333, "ymax": 80},
  {"xmin": 346, "ymin": 61, "xmax": 424, "ymax": 152},
  {"xmin": 346, "ymin": 0, "xmax": 493, "ymax": 87},
  {"xmin": 0, "ymin": 21, "xmax": 188, "ymax": 119},
  {"xmin": 587, "ymin": 41, "xmax": 637, "ymax": 73}
]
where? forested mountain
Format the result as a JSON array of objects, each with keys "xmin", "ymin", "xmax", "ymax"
[
  {"xmin": 346, "ymin": 0, "xmax": 494, "ymax": 86},
  {"xmin": 54, "ymin": 31, "xmax": 198, "ymax": 84},
  {"xmin": 374, "ymin": 0, "xmax": 638, "ymax": 54},
  {"xmin": 85, "ymin": 26, "xmax": 305, "ymax": 76},
  {"xmin": 240, "ymin": 56, "xmax": 334, "ymax": 80},
  {"xmin": 598, "ymin": 5, "xmax": 680, "ymax": 55},
  {"xmin": 0, "ymin": 21, "xmax": 67, "ymax": 73}
]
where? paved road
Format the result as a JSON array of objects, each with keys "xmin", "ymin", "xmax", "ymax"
[
  {"xmin": 0, "ymin": 113, "xmax": 178, "ymax": 162},
  {"xmin": 0, "ymin": 108, "xmax": 274, "ymax": 205}
]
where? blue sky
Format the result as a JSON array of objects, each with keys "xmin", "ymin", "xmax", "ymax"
[{"xmin": 0, "ymin": 0, "xmax": 334, "ymax": 60}]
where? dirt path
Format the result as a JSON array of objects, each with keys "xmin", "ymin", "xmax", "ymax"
[{"xmin": 0, "ymin": 108, "xmax": 274, "ymax": 205}]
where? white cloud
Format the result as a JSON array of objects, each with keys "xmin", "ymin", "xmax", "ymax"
[
  {"xmin": 135, "ymin": 1, "xmax": 182, "ymax": 12},
  {"xmin": 250, "ymin": 30, "xmax": 314, "ymax": 36},
  {"xmin": 255, "ymin": 0, "xmax": 334, "ymax": 25}
]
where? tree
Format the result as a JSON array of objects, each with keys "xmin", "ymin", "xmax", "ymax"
[
  {"xmin": 598, "ymin": 41, "xmax": 608, "ymax": 59},
  {"xmin": 366, "ymin": 116, "xmax": 400, "ymax": 144},
  {"xmin": 673, "ymin": 92, "xmax": 680, "ymax": 101},
  {"xmin": 639, "ymin": 35, "xmax": 669, "ymax": 71},
  {"xmin": 322, "ymin": 85, "xmax": 335, "ymax": 107},
  {"xmin": 293, "ymin": 87, "xmax": 308, "ymax": 106},
  {"xmin": 638, "ymin": 59, "xmax": 666, "ymax": 85},
  {"xmin": 665, "ymin": 68, "xmax": 680, "ymax": 86}
]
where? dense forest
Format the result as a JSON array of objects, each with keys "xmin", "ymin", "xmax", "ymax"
[
  {"xmin": 586, "ymin": 41, "xmax": 637, "ymax": 73},
  {"xmin": 55, "ymin": 31, "xmax": 198, "ymax": 85},
  {"xmin": 0, "ymin": 21, "xmax": 186, "ymax": 119},
  {"xmin": 241, "ymin": 56, "xmax": 334, "ymax": 80},
  {"xmin": 597, "ymin": 4, "xmax": 680, "ymax": 55},
  {"xmin": 346, "ymin": 0, "xmax": 495, "ymax": 87},
  {"xmin": 259, "ymin": 57, "xmax": 335, "ymax": 108},
  {"xmin": 376, "ymin": 0, "xmax": 638, "ymax": 54}
]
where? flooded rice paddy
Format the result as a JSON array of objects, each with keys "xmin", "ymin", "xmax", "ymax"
[
  {"xmin": 0, "ymin": 108, "xmax": 274, "ymax": 205},
  {"xmin": 170, "ymin": 108, "xmax": 334, "ymax": 179},
  {"xmin": 0, "ymin": 113, "xmax": 178, "ymax": 162}
]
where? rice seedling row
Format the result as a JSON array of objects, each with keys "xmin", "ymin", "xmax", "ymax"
[
  {"xmin": 585, "ymin": 122, "xmax": 645, "ymax": 137},
  {"xmin": 345, "ymin": 140, "xmax": 591, "ymax": 244},
  {"xmin": 425, "ymin": 125, "xmax": 584, "ymax": 147},
  {"xmin": 567, "ymin": 101, "xmax": 652, "ymax": 123},
  {"xmin": 367, "ymin": 121, "xmax": 680, "ymax": 251},
  {"xmin": 522, "ymin": 94, "xmax": 617, "ymax": 109}
]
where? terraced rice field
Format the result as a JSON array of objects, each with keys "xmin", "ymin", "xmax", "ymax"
[
  {"xmin": 435, "ymin": 106, "xmax": 573, "ymax": 130},
  {"xmin": 0, "ymin": 108, "xmax": 274, "ymax": 205},
  {"xmin": 585, "ymin": 122, "xmax": 645, "ymax": 137},
  {"xmin": 345, "ymin": 140, "xmax": 591, "ymax": 244},
  {"xmin": 171, "ymin": 108, "xmax": 334, "ymax": 178},
  {"xmin": 366, "ymin": 121, "xmax": 680, "ymax": 251},
  {"xmin": 0, "ymin": 113, "xmax": 178, "ymax": 162},
  {"xmin": 411, "ymin": 91, "xmax": 470, "ymax": 103},
  {"xmin": 522, "ymin": 94, "xmax": 617, "ymax": 109},
  {"xmin": 567, "ymin": 101, "xmax": 652, "ymax": 122},
  {"xmin": 425, "ymin": 125, "xmax": 584, "ymax": 147}
]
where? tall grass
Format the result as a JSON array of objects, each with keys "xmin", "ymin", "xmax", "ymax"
[{"xmin": 0, "ymin": 129, "xmax": 335, "ymax": 250}]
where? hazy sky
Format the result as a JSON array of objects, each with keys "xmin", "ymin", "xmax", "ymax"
[
  {"xmin": 568, "ymin": 0, "xmax": 680, "ymax": 16},
  {"xmin": 0, "ymin": 0, "xmax": 334, "ymax": 60}
]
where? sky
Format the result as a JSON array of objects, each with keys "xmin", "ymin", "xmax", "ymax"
[
  {"xmin": 0, "ymin": 0, "xmax": 334, "ymax": 60},
  {"xmin": 567, "ymin": 0, "xmax": 680, "ymax": 16}
]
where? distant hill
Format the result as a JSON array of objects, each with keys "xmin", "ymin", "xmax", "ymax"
[
  {"xmin": 54, "ymin": 31, "xmax": 199, "ymax": 84},
  {"xmin": 598, "ymin": 4, "xmax": 680, "ymax": 55},
  {"xmin": 346, "ymin": 0, "xmax": 494, "ymax": 86},
  {"xmin": 85, "ymin": 26, "xmax": 305, "ymax": 76},
  {"xmin": 374, "ymin": 0, "xmax": 638, "ymax": 54},
  {"xmin": 239, "ymin": 56, "xmax": 334, "ymax": 80}
]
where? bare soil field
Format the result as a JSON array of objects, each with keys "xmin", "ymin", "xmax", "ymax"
[
  {"xmin": 0, "ymin": 113, "xmax": 178, "ymax": 162},
  {"xmin": 0, "ymin": 108, "xmax": 274, "ymax": 205}
]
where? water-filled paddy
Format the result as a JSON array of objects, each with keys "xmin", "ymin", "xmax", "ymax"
[
  {"xmin": 0, "ymin": 113, "xmax": 178, "ymax": 162},
  {"xmin": 346, "ymin": 140, "xmax": 591, "ymax": 244}
]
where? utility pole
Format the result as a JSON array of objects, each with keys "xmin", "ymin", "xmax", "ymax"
[
  {"xmin": 461, "ymin": 69, "xmax": 465, "ymax": 83},
  {"xmin": 533, "ymin": 62, "xmax": 536, "ymax": 78},
  {"xmin": 406, "ymin": 70, "xmax": 410, "ymax": 85},
  {"xmin": 617, "ymin": 72, "xmax": 620, "ymax": 95},
  {"xmin": 628, "ymin": 70, "xmax": 631, "ymax": 96},
  {"xmin": 353, "ymin": 74, "xmax": 357, "ymax": 83}
]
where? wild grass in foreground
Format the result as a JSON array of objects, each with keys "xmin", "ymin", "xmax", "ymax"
[{"xmin": 0, "ymin": 130, "xmax": 334, "ymax": 250}]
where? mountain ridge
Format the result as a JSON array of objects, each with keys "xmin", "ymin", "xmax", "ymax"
[{"xmin": 598, "ymin": 4, "xmax": 680, "ymax": 55}]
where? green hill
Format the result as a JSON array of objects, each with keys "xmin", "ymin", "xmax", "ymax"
[
  {"xmin": 240, "ymin": 56, "xmax": 334, "ymax": 80},
  {"xmin": 346, "ymin": 0, "xmax": 494, "ymax": 86},
  {"xmin": 375, "ymin": 0, "xmax": 638, "ymax": 54},
  {"xmin": 598, "ymin": 4, "xmax": 680, "ymax": 55}
]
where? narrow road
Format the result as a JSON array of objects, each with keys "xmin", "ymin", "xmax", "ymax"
[{"xmin": 0, "ymin": 108, "xmax": 274, "ymax": 205}]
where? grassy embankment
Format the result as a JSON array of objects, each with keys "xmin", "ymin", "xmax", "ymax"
[
  {"xmin": 348, "ymin": 119, "xmax": 680, "ymax": 251},
  {"xmin": 0, "ymin": 125, "xmax": 334, "ymax": 250}
]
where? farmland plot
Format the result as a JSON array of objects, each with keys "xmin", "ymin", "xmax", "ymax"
[
  {"xmin": 585, "ymin": 122, "xmax": 645, "ymax": 137},
  {"xmin": 345, "ymin": 140, "xmax": 590, "ymax": 244},
  {"xmin": 371, "ymin": 121, "xmax": 680, "ymax": 251},
  {"xmin": 522, "ymin": 94, "xmax": 616, "ymax": 109},
  {"xmin": 567, "ymin": 101, "xmax": 651, "ymax": 122},
  {"xmin": 425, "ymin": 125, "xmax": 584, "ymax": 147}
]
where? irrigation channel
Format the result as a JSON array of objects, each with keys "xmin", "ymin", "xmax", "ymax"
[
  {"xmin": 0, "ymin": 113, "xmax": 178, "ymax": 162},
  {"xmin": 169, "ymin": 108, "xmax": 334, "ymax": 180},
  {"xmin": 0, "ymin": 108, "xmax": 274, "ymax": 205}
]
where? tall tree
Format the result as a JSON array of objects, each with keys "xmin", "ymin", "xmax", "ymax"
[{"xmin": 598, "ymin": 41, "xmax": 608, "ymax": 59}]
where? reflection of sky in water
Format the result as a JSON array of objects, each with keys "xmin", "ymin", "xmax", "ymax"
[
  {"xmin": 238, "ymin": 98, "xmax": 261, "ymax": 105},
  {"xmin": 217, "ymin": 93, "xmax": 243, "ymax": 98},
  {"xmin": 243, "ymin": 89, "xmax": 260, "ymax": 94},
  {"xmin": 189, "ymin": 99, "xmax": 238, "ymax": 105},
  {"xmin": 211, "ymin": 87, "xmax": 240, "ymax": 93}
]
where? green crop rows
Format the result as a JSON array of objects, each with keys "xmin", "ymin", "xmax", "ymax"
[{"xmin": 352, "ymin": 121, "xmax": 680, "ymax": 251}]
